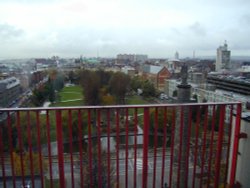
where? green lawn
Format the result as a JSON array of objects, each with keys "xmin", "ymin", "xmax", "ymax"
[
  {"xmin": 126, "ymin": 95, "xmax": 149, "ymax": 105},
  {"xmin": 52, "ymin": 85, "xmax": 84, "ymax": 107},
  {"xmin": 59, "ymin": 92, "xmax": 83, "ymax": 101},
  {"xmin": 51, "ymin": 99, "xmax": 84, "ymax": 107},
  {"xmin": 61, "ymin": 85, "xmax": 83, "ymax": 93}
]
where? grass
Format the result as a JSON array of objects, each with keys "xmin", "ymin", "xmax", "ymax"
[
  {"xmin": 45, "ymin": 178, "xmax": 60, "ymax": 188},
  {"xmin": 61, "ymin": 85, "xmax": 83, "ymax": 93},
  {"xmin": 126, "ymin": 95, "xmax": 149, "ymax": 116},
  {"xmin": 52, "ymin": 85, "xmax": 84, "ymax": 107},
  {"xmin": 51, "ymin": 99, "xmax": 84, "ymax": 107},
  {"xmin": 59, "ymin": 92, "xmax": 83, "ymax": 101},
  {"xmin": 126, "ymin": 95, "xmax": 149, "ymax": 105}
]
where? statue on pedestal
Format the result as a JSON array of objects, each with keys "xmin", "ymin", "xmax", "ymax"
[{"xmin": 180, "ymin": 63, "xmax": 188, "ymax": 85}]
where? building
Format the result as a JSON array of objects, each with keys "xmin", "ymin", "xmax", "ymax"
[
  {"xmin": 0, "ymin": 77, "xmax": 21, "ymax": 107},
  {"xmin": 216, "ymin": 41, "xmax": 231, "ymax": 71},
  {"xmin": 121, "ymin": 66, "xmax": 136, "ymax": 77},
  {"xmin": 207, "ymin": 74, "xmax": 250, "ymax": 96},
  {"xmin": 174, "ymin": 51, "xmax": 179, "ymax": 60},
  {"xmin": 134, "ymin": 54, "xmax": 148, "ymax": 62},
  {"xmin": 117, "ymin": 54, "xmax": 148, "ymax": 63},
  {"xmin": 142, "ymin": 65, "xmax": 171, "ymax": 90}
]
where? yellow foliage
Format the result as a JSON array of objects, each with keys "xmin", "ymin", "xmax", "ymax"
[{"xmin": 12, "ymin": 151, "xmax": 47, "ymax": 176}]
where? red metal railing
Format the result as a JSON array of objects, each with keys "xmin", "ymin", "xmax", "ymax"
[{"xmin": 0, "ymin": 102, "xmax": 242, "ymax": 187}]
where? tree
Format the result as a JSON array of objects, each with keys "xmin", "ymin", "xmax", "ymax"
[
  {"xmin": 10, "ymin": 111, "xmax": 47, "ymax": 152},
  {"xmin": 101, "ymin": 94, "xmax": 115, "ymax": 105},
  {"xmin": 61, "ymin": 110, "xmax": 89, "ymax": 141},
  {"xmin": 53, "ymin": 72, "xmax": 65, "ymax": 91},
  {"xmin": 79, "ymin": 148, "xmax": 115, "ymax": 187},
  {"xmin": 141, "ymin": 80, "xmax": 156, "ymax": 98},
  {"xmin": 45, "ymin": 78, "xmax": 55, "ymax": 103},
  {"xmin": 109, "ymin": 72, "xmax": 130, "ymax": 104},
  {"xmin": 149, "ymin": 107, "xmax": 175, "ymax": 147},
  {"xmin": 81, "ymin": 71, "xmax": 101, "ymax": 105},
  {"xmin": 31, "ymin": 88, "xmax": 46, "ymax": 106},
  {"xmin": 12, "ymin": 151, "xmax": 47, "ymax": 175},
  {"xmin": 150, "ymin": 108, "xmax": 175, "ymax": 131},
  {"xmin": 130, "ymin": 76, "xmax": 143, "ymax": 92}
]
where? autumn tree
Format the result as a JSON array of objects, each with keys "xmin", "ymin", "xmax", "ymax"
[
  {"xmin": 61, "ymin": 110, "xmax": 89, "ymax": 141},
  {"xmin": 80, "ymin": 148, "xmax": 115, "ymax": 187},
  {"xmin": 81, "ymin": 71, "xmax": 101, "ymax": 105},
  {"xmin": 12, "ymin": 151, "xmax": 47, "ymax": 176},
  {"xmin": 149, "ymin": 107, "xmax": 175, "ymax": 147},
  {"xmin": 109, "ymin": 72, "xmax": 130, "ymax": 104},
  {"xmin": 97, "ymin": 87, "xmax": 114, "ymax": 106}
]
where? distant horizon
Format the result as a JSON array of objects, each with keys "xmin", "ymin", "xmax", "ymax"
[{"xmin": 1, "ymin": 55, "xmax": 250, "ymax": 61}]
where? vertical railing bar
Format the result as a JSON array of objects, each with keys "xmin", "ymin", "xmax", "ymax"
[
  {"xmin": 88, "ymin": 109, "xmax": 93, "ymax": 187},
  {"xmin": 116, "ymin": 109, "xmax": 120, "ymax": 188},
  {"xmin": 153, "ymin": 107, "xmax": 158, "ymax": 188},
  {"xmin": 169, "ymin": 107, "xmax": 176, "ymax": 187},
  {"xmin": 36, "ymin": 111, "xmax": 44, "ymax": 188},
  {"xmin": 142, "ymin": 107, "xmax": 150, "ymax": 188},
  {"xmin": 185, "ymin": 106, "xmax": 193, "ymax": 188},
  {"xmin": 192, "ymin": 106, "xmax": 201, "ymax": 188},
  {"xmin": 224, "ymin": 104, "xmax": 233, "ymax": 186},
  {"xmin": 177, "ymin": 106, "xmax": 184, "ymax": 188},
  {"xmin": 214, "ymin": 105, "xmax": 226, "ymax": 188},
  {"xmin": 7, "ymin": 112, "xmax": 16, "ymax": 188},
  {"xmin": 161, "ymin": 107, "xmax": 167, "ymax": 188},
  {"xmin": 199, "ymin": 106, "xmax": 208, "ymax": 188},
  {"xmin": 46, "ymin": 110, "xmax": 53, "ymax": 188},
  {"xmin": 97, "ymin": 109, "xmax": 102, "ymax": 188},
  {"xmin": 133, "ymin": 108, "xmax": 138, "ymax": 188},
  {"xmin": 229, "ymin": 103, "xmax": 242, "ymax": 186},
  {"xmin": 16, "ymin": 111, "xmax": 25, "ymax": 186},
  {"xmin": 27, "ymin": 111, "xmax": 35, "ymax": 188},
  {"xmin": 207, "ymin": 105, "xmax": 216, "ymax": 187},
  {"xmin": 77, "ymin": 109, "xmax": 83, "ymax": 188},
  {"xmin": 56, "ymin": 110, "xmax": 65, "ymax": 188},
  {"xmin": 68, "ymin": 110, "xmax": 75, "ymax": 188},
  {"xmin": 107, "ymin": 109, "xmax": 111, "ymax": 188},
  {"xmin": 125, "ymin": 108, "xmax": 129, "ymax": 188},
  {"xmin": 0, "ymin": 126, "xmax": 6, "ymax": 187}
]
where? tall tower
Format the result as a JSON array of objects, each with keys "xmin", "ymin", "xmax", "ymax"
[
  {"xmin": 216, "ymin": 41, "xmax": 231, "ymax": 71},
  {"xmin": 172, "ymin": 64, "xmax": 191, "ymax": 187},
  {"xmin": 175, "ymin": 51, "xmax": 179, "ymax": 60}
]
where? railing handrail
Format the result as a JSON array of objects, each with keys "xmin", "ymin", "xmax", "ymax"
[{"xmin": 0, "ymin": 101, "xmax": 242, "ymax": 111}]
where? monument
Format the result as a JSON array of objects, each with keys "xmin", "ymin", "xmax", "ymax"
[{"xmin": 172, "ymin": 64, "xmax": 191, "ymax": 187}]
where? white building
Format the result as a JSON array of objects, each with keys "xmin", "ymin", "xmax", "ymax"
[
  {"xmin": 121, "ymin": 66, "xmax": 136, "ymax": 77},
  {"xmin": 216, "ymin": 41, "xmax": 231, "ymax": 72}
]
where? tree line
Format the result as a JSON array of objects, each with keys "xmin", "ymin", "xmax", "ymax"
[{"xmin": 79, "ymin": 69, "xmax": 157, "ymax": 105}]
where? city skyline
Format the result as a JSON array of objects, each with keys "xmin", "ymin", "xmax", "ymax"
[{"xmin": 0, "ymin": 0, "xmax": 250, "ymax": 59}]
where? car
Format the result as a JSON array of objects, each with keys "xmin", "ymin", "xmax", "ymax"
[{"xmin": 160, "ymin": 93, "xmax": 168, "ymax": 100}]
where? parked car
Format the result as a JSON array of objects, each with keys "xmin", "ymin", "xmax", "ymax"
[{"xmin": 160, "ymin": 93, "xmax": 168, "ymax": 100}]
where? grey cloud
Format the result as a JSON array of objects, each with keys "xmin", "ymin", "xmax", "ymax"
[
  {"xmin": 241, "ymin": 14, "xmax": 250, "ymax": 26},
  {"xmin": 189, "ymin": 22, "xmax": 206, "ymax": 37},
  {"xmin": 4, "ymin": 0, "xmax": 59, "ymax": 3},
  {"xmin": 0, "ymin": 23, "xmax": 24, "ymax": 39}
]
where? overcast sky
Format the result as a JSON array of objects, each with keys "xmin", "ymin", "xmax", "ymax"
[{"xmin": 0, "ymin": 0, "xmax": 250, "ymax": 59}]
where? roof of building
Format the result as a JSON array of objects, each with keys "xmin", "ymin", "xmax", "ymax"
[
  {"xmin": 143, "ymin": 65, "xmax": 164, "ymax": 74},
  {"xmin": 0, "ymin": 77, "xmax": 20, "ymax": 92}
]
